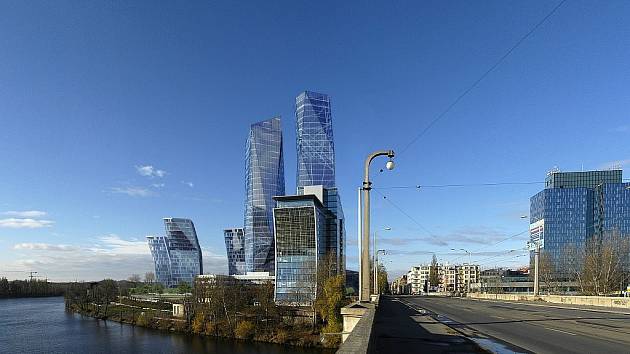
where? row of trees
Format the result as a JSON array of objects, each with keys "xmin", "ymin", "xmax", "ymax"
[
  {"xmin": 538, "ymin": 230, "xmax": 630, "ymax": 295},
  {"xmin": 0, "ymin": 278, "xmax": 66, "ymax": 298}
]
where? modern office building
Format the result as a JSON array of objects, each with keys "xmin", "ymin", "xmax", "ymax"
[
  {"xmin": 530, "ymin": 169, "xmax": 629, "ymax": 277},
  {"xmin": 295, "ymin": 91, "xmax": 336, "ymax": 189},
  {"xmin": 224, "ymin": 228, "xmax": 246, "ymax": 275},
  {"xmin": 298, "ymin": 185, "xmax": 345, "ymax": 274},
  {"xmin": 147, "ymin": 218, "xmax": 203, "ymax": 287},
  {"xmin": 273, "ymin": 193, "xmax": 329, "ymax": 305},
  {"xmin": 244, "ymin": 117, "xmax": 285, "ymax": 274}
]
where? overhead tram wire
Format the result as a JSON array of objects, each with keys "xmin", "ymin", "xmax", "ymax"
[
  {"xmin": 447, "ymin": 229, "xmax": 529, "ymax": 264},
  {"xmin": 374, "ymin": 181, "xmax": 545, "ymax": 190},
  {"xmin": 397, "ymin": 0, "xmax": 568, "ymax": 157},
  {"xmin": 372, "ymin": 189, "xmax": 444, "ymax": 245}
]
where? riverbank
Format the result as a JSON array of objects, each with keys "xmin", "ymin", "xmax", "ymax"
[
  {"xmin": 66, "ymin": 300, "xmax": 336, "ymax": 349},
  {"xmin": 2, "ymin": 297, "xmax": 331, "ymax": 354}
]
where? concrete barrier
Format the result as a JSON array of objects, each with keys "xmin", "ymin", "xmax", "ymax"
[
  {"xmin": 337, "ymin": 302, "xmax": 376, "ymax": 354},
  {"xmin": 468, "ymin": 293, "xmax": 630, "ymax": 309}
]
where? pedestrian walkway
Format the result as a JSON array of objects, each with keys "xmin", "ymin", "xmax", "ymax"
[{"xmin": 371, "ymin": 296, "xmax": 486, "ymax": 353}]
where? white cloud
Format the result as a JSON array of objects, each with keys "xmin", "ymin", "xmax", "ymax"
[
  {"xmin": 3, "ymin": 210, "xmax": 47, "ymax": 218},
  {"xmin": 14, "ymin": 243, "xmax": 79, "ymax": 251},
  {"xmin": 182, "ymin": 181, "xmax": 194, "ymax": 188},
  {"xmin": 110, "ymin": 186, "xmax": 155, "ymax": 197},
  {"xmin": 0, "ymin": 218, "xmax": 54, "ymax": 229},
  {"xmin": 3, "ymin": 235, "xmax": 227, "ymax": 282},
  {"xmin": 135, "ymin": 165, "xmax": 166, "ymax": 178},
  {"xmin": 151, "ymin": 183, "xmax": 165, "ymax": 189}
]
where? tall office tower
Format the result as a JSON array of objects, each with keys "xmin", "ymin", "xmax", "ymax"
[
  {"xmin": 273, "ymin": 193, "xmax": 328, "ymax": 305},
  {"xmin": 146, "ymin": 218, "xmax": 203, "ymax": 287},
  {"xmin": 224, "ymin": 228, "xmax": 246, "ymax": 275},
  {"xmin": 530, "ymin": 169, "xmax": 628, "ymax": 277},
  {"xmin": 295, "ymin": 91, "xmax": 335, "ymax": 189},
  {"xmin": 244, "ymin": 117, "xmax": 285, "ymax": 274}
]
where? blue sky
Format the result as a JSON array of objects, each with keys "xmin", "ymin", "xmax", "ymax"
[{"xmin": 1, "ymin": 1, "xmax": 629, "ymax": 281}]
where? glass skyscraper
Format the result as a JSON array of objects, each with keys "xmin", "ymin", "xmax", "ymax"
[
  {"xmin": 530, "ymin": 169, "xmax": 628, "ymax": 277},
  {"xmin": 273, "ymin": 194, "xmax": 328, "ymax": 305},
  {"xmin": 147, "ymin": 218, "xmax": 203, "ymax": 287},
  {"xmin": 295, "ymin": 91, "xmax": 336, "ymax": 189},
  {"xmin": 244, "ymin": 117, "xmax": 285, "ymax": 274},
  {"xmin": 224, "ymin": 228, "xmax": 246, "ymax": 275}
]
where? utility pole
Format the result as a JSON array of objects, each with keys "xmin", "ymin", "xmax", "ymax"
[
  {"xmin": 29, "ymin": 271, "xmax": 38, "ymax": 282},
  {"xmin": 534, "ymin": 243, "xmax": 540, "ymax": 296},
  {"xmin": 360, "ymin": 150, "xmax": 395, "ymax": 302}
]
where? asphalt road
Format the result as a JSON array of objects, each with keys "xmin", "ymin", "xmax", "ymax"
[
  {"xmin": 371, "ymin": 296, "xmax": 486, "ymax": 353},
  {"xmin": 397, "ymin": 295, "xmax": 630, "ymax": 354}
]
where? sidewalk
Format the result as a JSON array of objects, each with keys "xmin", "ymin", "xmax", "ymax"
[{"xmin": 370, "ymin": 296, "xmax": 486, "ymax": 353}]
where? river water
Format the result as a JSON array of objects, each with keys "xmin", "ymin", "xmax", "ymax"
[{"xmin": 0, "ymin": 297, "xmax": 333, "ymax": 354}]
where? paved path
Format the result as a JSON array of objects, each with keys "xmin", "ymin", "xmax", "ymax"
[
  {"xmin": 399, "ymin": 295, "xmax": 630, "ymax": 354},
  {"xmin": 371, "ymin": 296, "xmax": 486, "ymax": 353}
]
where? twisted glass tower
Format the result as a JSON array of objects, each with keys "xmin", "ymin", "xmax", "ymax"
[
  {"xmin": 296, "ymin": 91, "xmax": 335, "ymax": 189},
  {"xmin": 244, "ymin": 117, "xmax": 285, "ymax": 274},
  {"xmin": 147, "ymin": 218, "xmax": 202, "ymax": 287},
  {"xmin": 224, "ymin": 228, "xmax": 246, "ymax": 275}
]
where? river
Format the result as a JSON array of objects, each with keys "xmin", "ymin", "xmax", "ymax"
[{"xmin": 0, "ymin": 297, "xmax": 334, "ymax": 354}]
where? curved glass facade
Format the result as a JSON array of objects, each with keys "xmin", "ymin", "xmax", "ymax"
[
  {"xmin": 147, "ymin": 218, "xmax": 202, "ymax": 287},
  {"xmin": 296, "ymin": 91, "xmax": 335, "ymax": 189},
  {"xmin": 244, "ymin": 117, "xmax": 285, "ymax": 274}
]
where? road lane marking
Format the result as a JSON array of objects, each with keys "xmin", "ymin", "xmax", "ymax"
[{"xmin": 543, "ymin": 327, "xmax": 576, "ymax": 336}]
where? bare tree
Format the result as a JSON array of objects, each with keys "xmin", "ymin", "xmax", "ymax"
[
  {"xmin": 128, "ymin": 274, "xmax": 141, "ymax": 283},
  {"xmin": 144, "ymin": 272, "xmax": 155, "ymax": 283},
  {"xmin": 538, "ymin": 252, "xmax": 556, "ymax": 294}
]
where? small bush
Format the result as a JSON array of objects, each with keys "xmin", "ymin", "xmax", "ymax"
[
  {"xmin": 275, "ymin": 328, "xmax": 290, "ymax": 343},
  {"xmin": 234, "ymin": 320, "xmax": 255, "ymax": 339}
]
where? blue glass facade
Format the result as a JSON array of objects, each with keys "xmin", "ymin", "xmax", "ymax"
[
  {"xmin": 530, "ymin": 170, "xmax": 628, "ymax": 276},
  {"xmin": 224, "ymin": 228, "xmax": 246, "ymax": 275},
  {"xmin": 298, "ymin": 185, "xmax": 346, "ymax": 274},
  {"xmin": 273, "ymin": 195, "xmax": 327, "ymax": 305},
  {"xmin": 530, "ymin": 188, "xmax": 593, "ymax": 273},
  {"xmin": 594, "ymin": 182, "xmax": 630, "ymax": 238},
  {"xmin": 296, "ymin": 91, "xmax": 336, "ymax": 189},
  {"xmin": 147, "ymin": 218, "xmax": 203, "ymax": 287},
  {"xmin": 244, "ymin": 117, "xmax": 285, "ymax": 274}
]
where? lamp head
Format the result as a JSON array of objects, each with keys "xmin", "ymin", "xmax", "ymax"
[{"xmin": 386, "ymin": 159, "xmax": 395, "ymax": 171}]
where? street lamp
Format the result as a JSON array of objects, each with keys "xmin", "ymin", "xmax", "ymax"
[
  {"xmin": 373, "ymin": 227, "xmax": 391, "ymax": 295},
  {"xmin": 360, "ymin": 149, "xmax": 395, "ymax": 302}
]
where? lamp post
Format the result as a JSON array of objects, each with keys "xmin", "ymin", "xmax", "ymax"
[
  {"xmin": 360, "ymin": 150, "xmax": 395, "ymax": 302},
  {"xmin": 373, "ymin": 227, "xmax": 391, "ymax": 295}
]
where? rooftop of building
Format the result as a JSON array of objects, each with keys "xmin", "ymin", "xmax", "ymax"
[{"xmin": 273, "ymin": 193, "xmax": 325, "ymax": 209}]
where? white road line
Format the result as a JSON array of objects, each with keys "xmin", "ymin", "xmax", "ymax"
[{"xmin": 543, "ymin": 327, "xmax": 577, "ymax": 336}]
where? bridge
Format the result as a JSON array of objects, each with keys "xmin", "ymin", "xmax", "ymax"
[{"xmin": 338, "ymin": 295, "xmax": 630, "ymax": 353}]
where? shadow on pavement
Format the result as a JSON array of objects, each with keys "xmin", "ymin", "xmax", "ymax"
[{"xmin": 371, "ymin": 296, "xmax": 487, "ymax": 353}]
